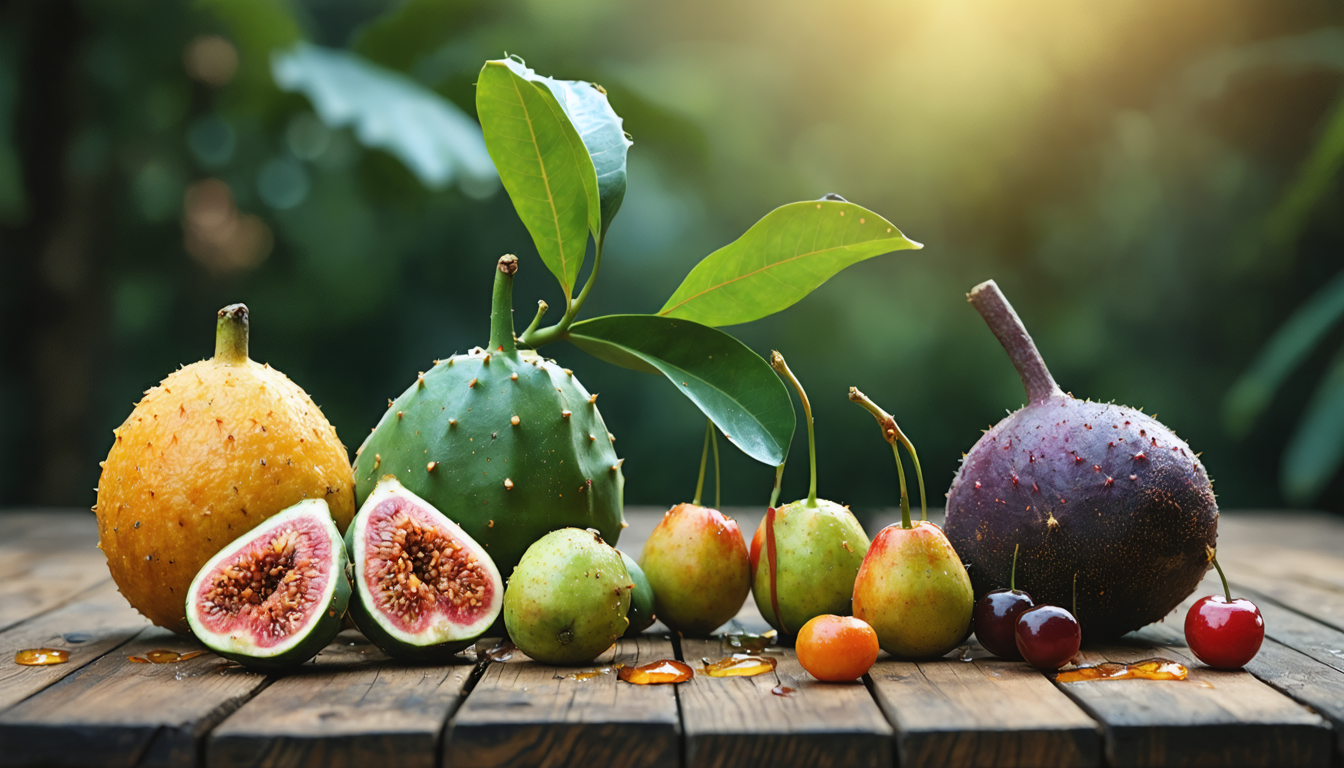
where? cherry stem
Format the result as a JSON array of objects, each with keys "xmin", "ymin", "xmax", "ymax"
[
  {"xmin": 771, "ymin": 351, "xmax": 817, "ymax": 506},
  {"xmin": 849, "ymin": 387, "xmax": 926, "ymax": 527},
  {"xmin": 214, "ymin": 304, "xmax": 250, "ymax": 364},
  {"xmin": 488, "ymin": 255, "xmax": 519, "ymax": 355},
  {"xmin": 693, "ymin": 419, "xmax": 711, "ymax": 506},
  {"xmin": 967, "ymin": 280, "xmax": 1064, "ymax": 406},
  {"xmin": 1211, "ymin": 556, "xmax": 1232, "ymax": 602},
  {"xmin": 712, "ymin": 426, "xmax": 721, "ymax": 509},
  {"xmin": 1011, "ymin": 543, "xmax": 1020, "ymax": 591}
]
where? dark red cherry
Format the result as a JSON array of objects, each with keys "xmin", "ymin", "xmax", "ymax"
[
  {"xmin": 974, "ymin": 589, "xmax": 1034, "ymax": 660},
  {"xmin": 1015, "ymin": 605, "xmax": 1081, "ymax": 670}
]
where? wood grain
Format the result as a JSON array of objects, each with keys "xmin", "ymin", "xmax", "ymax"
[
  {"xmin": 445, "ymin": 633, "xmax": 681, "ymax": 768},
  {"xmin": 679, "ymin": 637, "xmax": 893, "ymax": 768},
  {"xmin": 0, "ymin": 627, "xmax": 269, "ymax": 768},
  {"xmin": 0, "ymin": 579, "xmax": 149, "ymax": 711},
  {"xmin": 207, "ymin": 630, "xmax": 478, "ymax": 768},
  {"xmin": 868, "ymin": 643, "xmax": 1099, "ymax": 768}
]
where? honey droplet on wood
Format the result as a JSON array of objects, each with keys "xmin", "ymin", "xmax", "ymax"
[
  {"xmin": 15, "ymin": 648, "xmax": 69, "ymax": 666},
  {"xmin": 618, "ymin": 659, "xmax": 694, "ymax": 684},
  {"xmin": 130, "ymin": 649, "xmax": 210, "ymax": 664},
  {"xmin": 1055, "ymin": 658, "xmax": 1187, "ymax": 683},
  {"xmin": 701, "ymin": 654, "xmax": 778, "ymax": 678}
]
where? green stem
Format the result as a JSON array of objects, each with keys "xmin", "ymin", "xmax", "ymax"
[
  {"xmin": 712, "ymin": 425, "xmax": 721, "ymax": 509},
  {"xmin": 1010, "ymin": 543, "xmax": 1020, "ymax": 591},
  {"xmin": 488, "ymin": 255, "xmax": 519, "ymax": 354},
  {"xmin": 694, "ymin": 420, "xmax": 711, "ymax": 506},
  {"xmin": 214, "ymin": 304, "xmax": 250, "ymax": 364},
  {"xmin": 1211, "ymin": 556, "xmax": 1232, "ymax": 602},
  {"xmin": 769, "ymin": 463, "xmax": 785, "ymax": 509},
  {"xmin": 520, "ymin": 240, "xmax": 603, "ymax": 348},
  {"xmin": 771, "ymin": 352, "xmax": 817, "ymax": 506},
  {"xmin": 849, "ymin": 387, "xmax": 924, "ymax": 527},
  {"xmin": 521, "ymin": 300, "xmax": 549, "ymax": 340}
]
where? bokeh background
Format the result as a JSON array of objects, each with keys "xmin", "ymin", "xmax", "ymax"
[{"xmin": 3, "ymin": 0, "xmax": 1343, "ymax": 517}]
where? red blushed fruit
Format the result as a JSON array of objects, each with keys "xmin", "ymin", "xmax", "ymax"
[
  {"xmin": 1184, "ymin": 595, "xmax": 1264, "ymax": 670},
  {"xmin": 1015, "ymin": 605, "xmax": 1081, "ymax": 670},
  {"xmin": 749, "ymin": 522, "xmax": 764, "ymax": 571},
  {"xmin": 639, "ymin": 503, "xmax": 751, "ymax": 636}
]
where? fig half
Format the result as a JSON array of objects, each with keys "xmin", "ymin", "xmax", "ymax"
[
  {"xmin": 185, "ymin": 498, "xmax": 350, "ymax": 670},
  {"xmin": 346, "ymin": 476, "xmax": 503, "ymax": 661}
]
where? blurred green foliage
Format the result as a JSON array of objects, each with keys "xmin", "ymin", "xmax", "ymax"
[{"xmin": 2, "ymin": 0, "xmax": 1343, "ymax": 514}]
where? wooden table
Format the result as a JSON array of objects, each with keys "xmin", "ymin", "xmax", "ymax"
[{"xmin": 0, "ymin": 508, "xmax": 1341, "ymax": 768}]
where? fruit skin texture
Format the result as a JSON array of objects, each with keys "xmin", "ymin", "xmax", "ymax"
[
  {"xmin": 751, "ymin": 500, "xmax": 870, "ymax": 635},
  {"xmin": 943, "ymin": 281, "xmax": 1217, "ymax": 640},
  {"xmin": 639, "ymin": 503, "xmax": 750, "ymax": 636},
  {"xmin": 795, "ymin": 615, "xmax": 880, "ymax": 682},
  {"xmin": 504, "ymin": 528, "xmax": 633, "ymax": 664},
  {"xmin": 620, "ymin": 551, "xmax": 656, "ymax": 637},
  {"xmin": 97, "ymin": 305, "xmax": 356, "ymax": 634},
  {"xmin": 973, "ymin": 588, "xmax": 1034, "ymax": 661},
  {"xmin": 186, "ymin": 499, "xmax": 350, "ymax": 671},
  {"xmin": 1015, "ymin": 605, "xmax": 1082, "ymax": 670},
  {"xmin": 1185, "ymin": 595, "xmax": 1264, "ymax": 669},
  {"xmin": 345, "ymin": 476, "xmax": 503, "ymax": 662},
  {"xmin": 352, "ymin": 260, "xmax": 625, "ymax": 584},
  {"xmin": 852, "ymin": 521, "xmax": 974, "ymax": 659}
]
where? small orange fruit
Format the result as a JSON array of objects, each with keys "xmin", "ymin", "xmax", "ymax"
[
  {"xmin": 795, "ymin": 614, "xmax": 880, "ymax": 682},
  {"xmin": 96, "ymin": 304, "xmax": 355, "ymax": 633}
]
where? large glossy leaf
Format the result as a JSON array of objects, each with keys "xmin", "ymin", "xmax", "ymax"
[
  {"xmin": 477, "ymin": 60, "xmax": 598, "ymax": 302},
  {"xmin": 271, "ymin": 43, "xmax": 495, "ymax": 192},
  {"xmin": 1223, "ymin": 269, "xmax": 1344, "ymax": 437},
  {"xmin": 568, "ymin": 315, "xmax": 794, "ymax": 466},
  {"xmin": 1281, "ymin": 344, "xmax": 1344, "ymax": 504},
  {"xmin": 659, "ymin": 198, "xmax": 922, "ymax": 327},
  {"xmin": 499, "ymin": 59, "xmax": 631, "ymax": 242}
]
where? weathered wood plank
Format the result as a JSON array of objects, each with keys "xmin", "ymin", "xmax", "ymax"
[
  {"xmin": 868, "ymin": 643, "xmax": 1099, "ymax": 768},
  {"xmin": 0, "ymin": 548, "xmax": 114, "ymax": 633},
  {"xmin": 207, "ymin": 630, "xmax": 477, "ymax": 768},
  {"xmin": 679, "ymin": 637, "xmax": 893, "ymax": 768},
  {"xmin": 444, "ymin": 633, "xmax": 681, "ymax": 768},
  {"xmin": 0, "ymin": 579, "xmax": 150, "ymax": 711},
  {"xmin": 0, "ymin": 626, "xmax": 269, "ymax": 768},
  {"xmin": 1053, "ymin": 611, "xmax": 1331, "ymax": 767}
]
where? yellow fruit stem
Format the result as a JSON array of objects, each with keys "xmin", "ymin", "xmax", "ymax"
[
  {"xmin": 770, "ymin": 351, "xmax": 817, "ymax": 506},
  {"xmin": 849, "ymin": 387, "xmax": 927, "ymax": 529},
  {"xmin": 214, "ymin": 304, "xmax": 250, "ymax": 364}
]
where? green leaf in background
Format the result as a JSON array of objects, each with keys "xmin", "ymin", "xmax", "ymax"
[
  {"xmin": 1281, "ymin": 344, "xmax": 1344, "ymax": 504},
  {"xmin": 1223, "ymin": 269, "xmax": 1344, "ymax": 437},
  {"xmin": 499, "ymin": 59, "xmax": 632, "ymax": 242},
  {"xmin": 568, "ymin": 315, "xmax": 795, "ymax": 466},
  {"xmin": 658, "ymin": 198, "xmax": 922, "ymax": 327},
  {"xmin": 477, "ymin": 59, "xmax": 599, "ymax": 303},
  {"xmin": 271, "ymin": 43, "xmax": 496, "ymax": 194}
]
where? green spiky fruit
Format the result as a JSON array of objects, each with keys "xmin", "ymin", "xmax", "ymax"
[
  {"xmin": 353, "ymin": 256, "xmax": 626, "ymax": 581},
  {"xmin": 504, "ymin": 528, "xmax": 633, "ymax": 664},
  {"xmin": 186, "ymin": 499, "xmax": 349, "ymax": 671}
]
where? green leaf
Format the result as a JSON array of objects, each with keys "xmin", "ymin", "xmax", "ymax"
[
  {"xmin": 499, "ymin": 59, "xmax": 631, "ymax": 243},
  {"xmin": 658, "ymin": 198, "xmax": 922, "ymax": 327},
  {"xmin": 1281, "ymin": 343, "xmax": 1344, "ymax": 505},
  {"xmin": 568, "ymin": 315, "xmax": 794, "ymax": 466},
  {"xmin": 477, "ymin": 59, "xmax": 599, "ymax": 302},
  {"xmin": 271, "ymin": 43, "xmax": 496, "ymax": 193},
  {"xmin": 1223, "ymin": 270, "xmax": 1344, "ymax": 437}
]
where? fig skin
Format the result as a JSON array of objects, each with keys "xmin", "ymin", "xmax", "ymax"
[
  {"xmin": 942, "ymin": 281, "xmax": 1217, "ymax": 640},
  {"xmin": 97, "ymin": 305, "xmax": 355, "ymax": 634},
  {"xmin": 639, "ymin": 503, "xmax": 750, "ymax": 636}
]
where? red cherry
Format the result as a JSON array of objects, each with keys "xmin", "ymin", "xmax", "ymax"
[
  {"xmin": 1184, "ymin": 595, "xmax": 1264, "ymax": 669},
  {"xmin": 1015, "ymin": 605, "xmax": 1081, "ymax": 670},
  {"xmin": 975, "ymin": 589, "xmax": 1034, "ymax": 661}
]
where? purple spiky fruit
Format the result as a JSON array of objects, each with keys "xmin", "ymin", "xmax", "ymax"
[{"xmin": 943, "ymin": 281, "xmax": 1217, "ymax": 640}]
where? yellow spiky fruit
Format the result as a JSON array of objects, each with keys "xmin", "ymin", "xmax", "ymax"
[{"xmin": 95, "ymin": 304, "xmax": 355, "ymax": 634}]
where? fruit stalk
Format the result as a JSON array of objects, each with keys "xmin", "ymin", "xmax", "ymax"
[
  {"xmin": 849, "ymin": 387, "xmax": 927, "ymax": 528},
  {"xmin": 967, "ymin": 280, "xmax": 1064, "ymax": 405},
  {"xmin": 770, "ymin": 351, "xmax": 817, "ymax": 506},
  {"xmin": 1211, "ymin": 555, "xmax": 1232, "ymax": 603},
  {"xmin": 693, "ymin": 420, "xmax": 712, "ymax": 507},
  {"xmin": 711, "ymin": 424, "xmax": 722, "ymax": 509},
  {"xmin": 489, "ymin": 255, "xmax": 520, "ymax": 354},
  {"xmin": 214, "ymin": 304, "xmax": 250, "ymax": 364}
]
